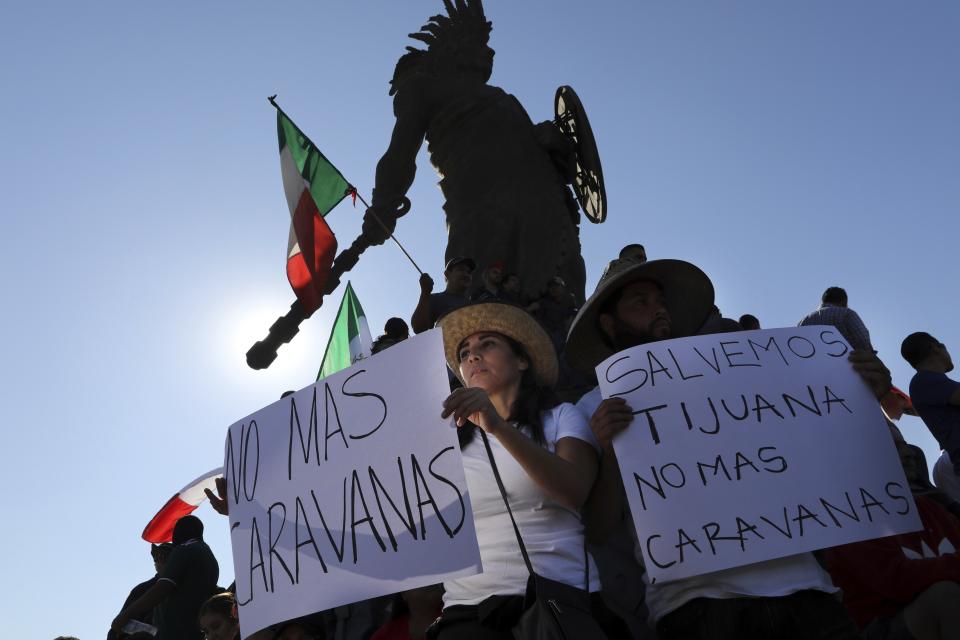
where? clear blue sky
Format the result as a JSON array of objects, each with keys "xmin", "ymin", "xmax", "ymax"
[{"xmin": 1, "ymin": 2, "xmax": 957, "ymax": 638}]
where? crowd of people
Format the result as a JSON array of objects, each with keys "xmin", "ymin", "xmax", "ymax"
[{"xmin": 94, "ymin": 246, "xmax": 959, "ymax": 640}]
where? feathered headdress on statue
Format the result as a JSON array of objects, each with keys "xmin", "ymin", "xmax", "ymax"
[{"xmin": 390, "ymin": 0, "xmax": 493, "ymax": 95}]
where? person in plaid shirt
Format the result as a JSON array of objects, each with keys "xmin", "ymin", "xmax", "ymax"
[{"xmin": 799, "ymin": 286, "xmax": 874, "ymax": 352}]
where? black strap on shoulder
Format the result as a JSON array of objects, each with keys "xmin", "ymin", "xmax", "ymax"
[
  {"xmin": 479, "ymin": 427, "xmax": 593, "ymax": 592},
  {"xmin": 479, "ymin": 429, "xmax": 536, "ymax": 577}
]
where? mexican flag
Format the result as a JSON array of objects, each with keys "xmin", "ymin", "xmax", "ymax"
[
  {"xmin": 142, "ymin": 468, "xmax": 222, "ymax": 543},
  {"xmin": 277, "ymin": 107, "xmax": 354, "ymax": 314},
  {"xmin": 318, "ymin": 282, "xmax": 372, "ymax": 380}
]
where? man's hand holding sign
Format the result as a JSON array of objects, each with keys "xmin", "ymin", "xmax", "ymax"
[{"xmin": 595, "ymin": 327, "xmax": 919, "ymax": 582}]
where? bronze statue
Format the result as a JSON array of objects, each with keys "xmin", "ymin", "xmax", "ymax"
[
  {"xmin": 361, "ymin": 0, "xmax": 604, "ymax": 304},
  {"xmin": 247, "ymin": 0, "xmax": 605, "ymax": 369}
]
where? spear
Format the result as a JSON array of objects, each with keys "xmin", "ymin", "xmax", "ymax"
[
  {"xmin": 245, "ymin": 97, "xmax": 421, "ymax": 370},
  {"xmin": 245, "ymin": 195, "xmax": 416, "ymax": 370}
]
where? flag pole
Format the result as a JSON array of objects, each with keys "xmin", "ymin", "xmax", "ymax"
[
  {"xmin": 247, "ymin": 97, "xmax": 423, "ymax": 370},
  {"xmin": 268, "ymin": 95, "xmax": 423, "ymax": 276},
  {"xmin": 352, "ymin": 191, "xmax": 423, "ymax": 276}
]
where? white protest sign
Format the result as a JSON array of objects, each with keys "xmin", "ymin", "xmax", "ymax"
[
  {"xmin": 597, "ymin": 327, "xmax": 921, "ymax": 583},
  {"xmin": 224, "ymin": 330, "xmax": 482, "ymax": 639}
]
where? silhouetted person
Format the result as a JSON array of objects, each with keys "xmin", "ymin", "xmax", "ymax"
[
  {"xmin": 112, "ymin": 515, "xmax": 219, "ymax": 640},
  {"xmin": 107, "ymin": 543, "xmax": 173, "ymax": 640},
  {"xmin": 410, "ymin": 257, "xmax": 475, "ymax": 334},
  {"xmin": 799, "ymin": 286, "xmax": 873, "ymax": 351},
  {"xmin": 699, "ymin": 305, "xmax": 744, "ymax": 334},
  {"xmin": 384, "ymin": 317, "xmax": 409, "ymax": 340},
  {"xmin": 372, "ymin": 317, "xmax": 410, "ymax": 354},
  {"xmin": 500, "ymin": 272, "xmax": 522, "ymax": 305},
  {"xmin": 472, "ymin": 260, "xmax": 506, "ymax": 301},
  {"xmin": 528, "ymin": 275, "xmax": 577, "ymax": 351},
  {"xmin": 902, "ymin": 331, "xmax": 960, "ymax": 503},
  {"xmin": 739, "ymin": 314, "xmax": 761, "ymax": 330},
  {"xmin": 618, "ymin": 243, "xmax": 647, "ymax": 263}
]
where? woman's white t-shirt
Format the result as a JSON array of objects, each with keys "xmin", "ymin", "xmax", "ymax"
[{"xmin": 443, "ymin": 402, "xmax": 602, "ymax": 608}]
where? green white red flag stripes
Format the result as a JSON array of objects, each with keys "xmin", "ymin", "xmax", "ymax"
[
  {"xmin": 141, "ymin": 467, "xmax": 222, "ymax": 543},
  {"xmin": 317, "ymin": 281, "xmax": 372, "ymax": 381},
  {"xmin": 277, "ymin": 107, "xmax": 354, "ymax": 314}
]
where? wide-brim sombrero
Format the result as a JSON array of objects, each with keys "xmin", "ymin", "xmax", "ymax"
[
  {"xmin": 566, "ymin": 258, "xmax": 715, "ymax": 377},
  {"xmin": 437, "ymin": 302, "xmax": 559, "ymax": 388}
]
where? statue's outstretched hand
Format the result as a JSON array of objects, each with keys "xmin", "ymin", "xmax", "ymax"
[
  {"xmin": 534, "ymin": 121, "xmax": 576, "ymax": 181},
  {"xmin": 361, "ymin": 205, "xmax": 397, "ymax": 246}
]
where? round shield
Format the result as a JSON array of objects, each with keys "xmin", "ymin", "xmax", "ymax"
[{"xmin": 554, "ymin": 85, "xmax": 607, "ymax": 224}]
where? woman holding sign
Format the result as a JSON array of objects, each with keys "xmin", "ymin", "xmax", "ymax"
[{"xmin": 432, "ymin": 302, "xmax": 627, "ymax": 639}]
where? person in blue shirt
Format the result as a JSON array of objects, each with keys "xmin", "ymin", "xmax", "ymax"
[{"xmin": 902, "ymin": 332, "xmax": 960, "ymax": 501}]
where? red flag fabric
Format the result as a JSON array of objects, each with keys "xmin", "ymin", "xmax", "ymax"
[
  {"xmin": 276, "ymin": 110, "xmax": 351, "ymax": 313},
  {"xmin": 142, "ymin": 468, "xmax": 222, "ymax": 543}
]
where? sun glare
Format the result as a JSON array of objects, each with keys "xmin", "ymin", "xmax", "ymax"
[{"xmin": 217, "ymin": 295, "xmax": 323, "ymax": 386}]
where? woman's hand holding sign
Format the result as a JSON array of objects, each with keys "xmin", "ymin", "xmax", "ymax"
[{"xmin": 442, "ymin": 387, "xmax": 509, "ymax": 435}]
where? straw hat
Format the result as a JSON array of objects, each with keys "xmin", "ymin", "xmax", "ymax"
[
  {"xmin": 566, "ymin": 258, "xmax": 715, "ymax": 376},
  {"xmin": 437, "ymin": 302, "xmax": 559, "ymax": 388}
]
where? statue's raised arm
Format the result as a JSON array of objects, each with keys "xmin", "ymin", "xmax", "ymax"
[{"xmin": 360, "ymin": 95, "xmax": 429, "ymax": 246}]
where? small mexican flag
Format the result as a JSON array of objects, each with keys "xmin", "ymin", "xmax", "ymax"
[
  {"xmin": 141, "ymin": 467, "xmax": 222, "ymax": 543},
  {"xmin": 277, "ymin": 104, "xmax": 354, "ymax": 314},
  {"xmin": 318, "ymin": 281, "xmax": 372, "ymax": 380}
]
